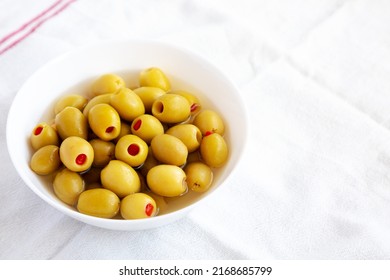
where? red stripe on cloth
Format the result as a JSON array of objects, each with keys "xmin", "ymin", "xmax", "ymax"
[
  {"xmin": 0, "ymin": 0, "xmax": 76, "ymax": 56},
  {"xmin": 0, "ymin": 0, "xmax": 64, "ymax": 45}
]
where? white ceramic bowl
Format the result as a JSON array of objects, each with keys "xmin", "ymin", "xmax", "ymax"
[{"xmin": 6, "ymin": 40, "xmax": 248, "ymax": 231}]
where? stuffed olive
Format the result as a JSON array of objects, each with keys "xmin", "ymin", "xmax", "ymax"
[
  {"xmin": 30, "ymin": 122, "xmax": 59, "ymax": 150},
  {"xmin": 151, "ymin": 94, "xmax": 190, "ymax": 123},
  {"xmin": 115, "ymin": 135, "xmax": 148, "ymax": 167},
  {"xmin": 88, "ymin": 103, "xmax": 121, "ymax": 141},
  {"xmin": 131, "ymin": 114, "xmax": 164, "ymax": 144},
  {"xmin": 120, "ymin": 193, "xmax": 158, "ymax": 219},
  {"xmin": 59, "ymin": 136, "xmax": 94, "ymax": 172},
  {"xmin": 168, "ymin": 90, "xmax": 201, "ymax": 115}
]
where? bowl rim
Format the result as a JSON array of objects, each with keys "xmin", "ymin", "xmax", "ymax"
[{"xmin": 6, "ymin": 39, "xmax": 250, "ymax": 229}]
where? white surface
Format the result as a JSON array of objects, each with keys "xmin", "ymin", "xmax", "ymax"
[
  {"xmin": 6, "ymin": 40, "xmax": 248, "ymax": 231},
  {"xmin": 1, "ymin": 0, "xmax": 390, "ymax": 259}
]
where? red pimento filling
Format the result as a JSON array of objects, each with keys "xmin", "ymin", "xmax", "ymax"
[
  {"xmin": 75, "ymin": 154, "xmax": 87, "ymax": 165},
  {"xmin": 127, "ymin": 144, "xmax": 140, "ymax": 156},
  {"xmin": 145, "ymin": 203, "xmax": 154, "ymax": 216},
  {"xmin": 34, "ymin": 126, "xmax": 43, "ymax": 136},
  {"xmin": 105, "ymin": 126, "xmax": 114, "ymax": 133},
  {"xmin": 205, "ymin": 131, "xmax": 213, "ymax": 136},
  {"xmin": 190, "ymin": 103, "xmax": 199, "ymax": 112},
  {"xmin": 133, "ymin": 119, "xmax": 142, "ymax": 131}
]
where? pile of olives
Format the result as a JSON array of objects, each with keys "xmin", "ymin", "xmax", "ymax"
[{"xmin": 29, "ymin": 67, "xmax": 228, "ymax": 220}]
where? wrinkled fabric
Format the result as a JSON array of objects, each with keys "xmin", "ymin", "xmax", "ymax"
[{"xmin": 1, "ymin": 0, "xmax": 390, "ymax": 259}]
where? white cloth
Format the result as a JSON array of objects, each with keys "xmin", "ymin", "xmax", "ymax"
[{"xmin": 1, "ymin": 0, "xmax": 390, "ymax": 259}]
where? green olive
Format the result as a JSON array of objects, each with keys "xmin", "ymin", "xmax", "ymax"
[
  {"xmin": 120, "ymin": 193, "xmax": 158, "ymax": 219},
  {"xmin": 131, "ymin": 114, "xmax": 164, "ymax": 144},
  {"xmin": 193, "ymin": 109, "xmax": 225, "ymax": 136},
  {"xmin": 90, "ymin": 73, "xmax": 125, "ymax": 96},
  {"xmin": 110, "ymin": 88, "xmax": 145, "ymax": 122},
  {"xmin": 151, "ymin": 94, "xmax": 191, "ymax": 123},
  {"xmin": 139, "ymin": 67, "xmax": 171, "ymax": 92},
  {"xmin": 184, "ymin": 162, "xmax": 213, "ymax": 192},
  {"xmin": 150, "ymin": 134, "xmax": 188, "ymax": 166},
  {"xmin": 88, "ymin": 103, "xmax": 121, "ymax": 141},
  {"xmin": 200, "ymin": 133, "xmax": 228, "ymax": 168},
  {"xmin": 55, "ymin": 106, "xmax": 88, "ymax": 140},
  {"xmin": 59, "ymin": 136, "xmax": 94, "ymax": 172},
  {"xmin": 147, "ymin": 165, "xmax": 187, "ymax": 197},
  {"xmin": 30, "ymin": 145, "xmax": 61, "ymax": 175},
  {"xmin": 168, "ymin": 90, "xmax": 201, "ymax": 115},
  {"xmin": 115, "ymin": 135, "xmax": 148, "ymax": 167},
  {"xmin": 133, "ymin": 87, "xmax": 166, "ymax": 113},
  {"xmin": 89, "ymin": 139, "xmax": 115, "ymax": 167},
  {"xmin": 53, "ymin": 168, "xmax": 85, "ymax": 205},
  {"xmin": 30, "ymin": 122, "xmax": 59, "ymax": 150},
  {"xmin": 54, "ymin": 94, "xmax": 88, "ymax": 115},
  {"xmin": 166, "ymin": 124, "xmax": 202, "ymax": 153},
  {"xmin": 83, "ymin": 93, "xmax": 112, "ymax": 118},
  {"xmin": 140, "ymin": 147, "xmax": 159, "ymax": 177},
  {"xmin": 101, "ymin": 160, "xmax": 140, "ymax": 198},
  {"xmin": 77, "ymin": 188, "xmax": 120, "ymax": 218}
]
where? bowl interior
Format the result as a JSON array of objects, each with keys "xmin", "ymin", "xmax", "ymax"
[{"xmin": 7, "ymin": 40, "xmax": 248, "ymax": 230}]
